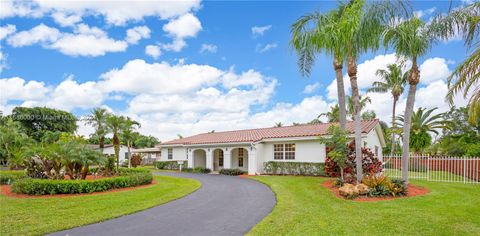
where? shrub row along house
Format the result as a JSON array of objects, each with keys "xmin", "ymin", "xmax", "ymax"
[{"xmin": 159, "ymin": 119, "xmax": 385, "ymax": 175}]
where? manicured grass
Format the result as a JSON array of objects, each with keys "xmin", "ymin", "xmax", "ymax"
[
  {"xmin": 248, "ymin": 176, "xmax": 480, "ymax": 236},
  {"xmin": 385, "ymin": 168, "xmax": 469, "ymax": 182},
  {"xmin": 0, "ymin": 175, "xmax": 200, "ymax": 235}
]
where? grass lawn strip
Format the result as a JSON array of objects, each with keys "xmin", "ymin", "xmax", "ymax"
[{"xmin": 0, "ymin": 175, "xmax": 200, "ymax": 235}]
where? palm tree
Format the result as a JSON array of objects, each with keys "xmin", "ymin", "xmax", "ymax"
[
  {"xmin": 395, "ymin": 107, "xmax": 450, "ymax": 153},
  {"xmin": 84, "ymin": 108, "xmax": 109, "ymax": 151},
  {"xmin": 346, "ymin": 95, "xmax": 372, "ymax": 120},
  {"xmin": 106, "ymin": 115, "xmax": 126, "ymax": 170},
  {"xmin": 368, "ymin": 63, "xmax": 408, "ymax": 155},
  {"xmin": 121, "ymin": 117, "xmax": 140, "ymax": 168},
  {"xmin": 319, "ymin": 105, "xmax": 340, "ymax": 122},
  {"xmin": 383, "ymin": 17, "xmax": 441, "ymax": 183},
  {"xmin": 290, "ymin": 7, "xmax": 348, "ymax": 130},
  {"xmin": 274, "ymin": 122, "xmax": 283, "ymax": 127},
  {"xmin": 434, "ymin": 2, "xmax": 480, "ymax": 124}
]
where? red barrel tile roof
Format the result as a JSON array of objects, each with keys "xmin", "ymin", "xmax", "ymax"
[{"xmin": 161, "ymin": 119, "xmax": 379, "ymax": 145}]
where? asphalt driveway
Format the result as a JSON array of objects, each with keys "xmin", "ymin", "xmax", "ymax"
[{"xmin": 50, "ymin": 172, "xmax": 276, "ymax": 236}]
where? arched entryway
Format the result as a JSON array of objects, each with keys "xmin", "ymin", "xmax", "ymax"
[
  {"xmin": 230, "ymin": 148, "xmax": 248, "ymax": 172},
  {"xmin": 193, "ymin": 149, "xmax": 207, "ymax": 168},
  {"xmin": 213, "ymin": 149, "xmax": 224, "ymax": 171}
]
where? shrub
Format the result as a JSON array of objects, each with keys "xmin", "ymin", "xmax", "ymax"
[
  {"xmin": 181, "ymin": 167, "xmax": 211, "ymax": 174},
  {"xmin": 333, "ymin": 178, "xmax": 344, "ymax": 187},
  {"xmin": 362, "ymin": 174, "xmax": 390, "ymax": 197},
  {"xmin": 130, "ymin": 154, "xmax": 142, "ymax": 167},
  {"xmin": 11, "ymin": 168, "xmax": 153, "ymax": 195},
  {"xmin": 219, "ymin": 168, "xmax": 246, "ymax": 176},
  {"xmin": 154, "ymin": 161, "xmax": 187, "ymax": 170},
  {"xmin": 0, "ymin": 170, "xmax": 27, "ymax": 185},
  {"xmin": 388, "ymin": 179, "xmax": 408, "ymax": 197},
  {"xmin": 263, "ymin": 162, "xmax": 325, "ymax": 176}
]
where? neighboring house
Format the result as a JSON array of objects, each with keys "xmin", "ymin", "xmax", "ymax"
[
  {"xmin": 132, "ymin": 147, "xmax": 161, "ymax": 165},
  {"xmin": 159, "ymin": 119, "xmax": 386, "ymax": 175},
  {"xmin": 87, "ymin": 144, "xmax": 132, "ymax": 164}
]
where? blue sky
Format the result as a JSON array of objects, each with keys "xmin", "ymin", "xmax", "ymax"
[{"xmin": 0, "ymin": 0, "xmax": 473, "ymax": 140}]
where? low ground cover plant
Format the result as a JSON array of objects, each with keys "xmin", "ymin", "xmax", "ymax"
[
  {"xmin": 154, "ymin": 161, "xmax": 187, "ymax": 170},
  {"xmin": 263, "ymin": 162, "xmax": 325, "ymax": 176},
  {"xmin": 181, "ymin": 167, "xmax": 211, "ymax": 174},
  {"xmin": 219, "ymin": 168, "xmax": 246, "ymax": 176},
  {"xmin": 337, "ymin": 174, "xmax": 408, "ymax": 199}
]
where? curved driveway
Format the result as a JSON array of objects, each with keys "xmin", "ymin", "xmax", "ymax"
[{"xmin": 50, "ymin": 172, "xmax": 276, "ymax": 236}]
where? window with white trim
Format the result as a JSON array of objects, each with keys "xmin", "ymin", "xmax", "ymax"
[
  {"xmin": 219, "ymin": 150, "xmax": 224, "ymax": 167},
  {"xmin": 273, "ymin": 143, "xmax": 295, "ymax": 160},
  {"xmin": 168, "ymin": 148, "xmax": 173, "ymax": 160}
]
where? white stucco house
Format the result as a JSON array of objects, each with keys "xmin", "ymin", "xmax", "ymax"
[
  {"xmin": 159, "ymin": 119, "xmax": 386, "ymax": 175},
  {"xmin": 88, "ymin": 144, "xmax": 131, "ymax": 164}
]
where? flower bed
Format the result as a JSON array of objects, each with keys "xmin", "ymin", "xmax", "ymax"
[{"xmin": 11, "ymin": 168, "xmax": 153, "ymax": 195}]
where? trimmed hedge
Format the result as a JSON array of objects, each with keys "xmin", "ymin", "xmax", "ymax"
[
  {"xmin": 154, "ymin": 161, "xmax": 187, "ymax": 170},
  {"xmin": 11, "ymin": 168, "xmax": 153, "ymax": 195},
  {"xmin": 263, "ymin": 161, "xmax": 325, "ymax": 176},
  {"xmin": 182, "ymin": 167, "xmax": 211, "ymax": 174},
  {"xmin": 0, "ymin": 170, "xmax": 27, "ymax": 185},
  {"xmin": 219, "ymin": 168, "xmax": 246, "ymax": 176}
]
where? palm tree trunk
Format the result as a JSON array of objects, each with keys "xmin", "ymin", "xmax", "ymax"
[
  {"xmin": 401, "ymin": 58, "xmax": 420, "ymax": 184},
  {"xmin": 390, "ymin": 96, "xmax": 398, "ymax": 156},
  {"xmin": 348, "ymin": 56, "xmax": 363, "ymax": 183},
  {"xmin": 334, "ymin": 59, "xmax": 347, "ymax": 130},
  {"xmin": 113, "ymin": 134, "xmax": 120, "ymax": 171},
  {"xmin": 99, "ymin": 135, "xmax": 105, "ymax": 152},
  {"xmin": 127, "ymin": 141, "xmax": 131, "ymax": 168}
]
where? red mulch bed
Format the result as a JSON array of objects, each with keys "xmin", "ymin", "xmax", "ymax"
[
  {"xmin": 322, "ymin": 180, "xmax": 429, "ymax": 202},
  {"xmin": 0, "ymin": 180, "xmax": 156, "ymax": 199}
]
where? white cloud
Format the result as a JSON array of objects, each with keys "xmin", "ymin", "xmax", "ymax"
[
  {"xmin": 0, "ymin": 24, "xmax": 16, "ymax": 40},
  {"xmin": 145, "ymin": 45, "xmax": 161, "ymax": 59},
  {"xmin": 413, "ymin": 7, "xmax": 436, "ymax": 19},
  {"xmin": 256, "ymin": 42, "xmax": 278, "ymax": 53},
  {"xmin": 0, "ymin": 77, "xmax": 50, "ymax": 105},
  {"xmin": 0, "ymin": 51, "xmax": 6, "ymax": 73},
  {"xmin": 419, "ymin": 57, "xmax": 451, "ymax": 84},
  {"xmin": 161, "ymin": 13, "xmax": 202, "ymax": 52},
  {"xmin": 1, "ymin": 0, "xmax": 201, "ymax": 26},
  {"xmin": 46, "ymin": 75, "xmax": 104, "ymax": 110},
  {"xmin": 251, "ymin": 25, "xmax": 272, "ymax": 37},
  {"xmin": 303, "ymin": 82, "xmax": 320, "ymax": 94},
  {"xmin": 125, "ymin": 26, "xmax": 151, "ymax": 44},
  {"xmin": 200, "ymin": 44, "xmax": 217, "ymax": 54},
  {"xmin": 7, "ymin": 23, "xmax": 61, "ymax": 47}
]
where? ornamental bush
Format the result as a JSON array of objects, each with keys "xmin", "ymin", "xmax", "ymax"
[
  {"xmin": 263, "ymin": 161, "xmax": 325, "ymax": 176},
  {"xmin": 181, "ymin": 167, "xmax": 211, "ymax": 174},
  {"xmin": 130, "ymin": 154, "xmax": 142, "ymax": 167},
  {"xmin": 11, "ymin": 168, "xmax": 153, "ymax": 195},
  {"xmin": 154, "ymin": 161, "xmax": 187, "ymax": 170},
  {"xmin": 219, "ymin": 168, "xmax": 246, "ymax": 176},
  {"xmin": 0, "ymin": 170, "xmax": 27, "ymax": 185}
]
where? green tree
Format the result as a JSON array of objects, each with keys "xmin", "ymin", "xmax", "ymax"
[
  {"xmin": 11, "ymin": 107, "xmax": 77, "ymax": 141},
  {"xmin": 346, "ymin": 95, "xmax": 372, "ymax": 120},
  {"xmin": 319, "ymin": 125, "xmax": 349, "ymax": 181},
  {"xmin": 395, "ymin": 107, "xmax": 450, "ymax": 153},
  {"xmin": 361, "ymin": 110, "xmax": 376, "ymax": 120},
  {"xmin": 368, "ymin": 63, "xmax": 408, "ymax": 155},
  {"xmin": 0, "ymin": 118, "xmax": 32, "ymax": 168},
  {"xmin": 121, "ymin": 117, "xmax": 140, "ymax": 168},
  {"xmin": 133, "ymin": 135, "xmax": 159, "ymax": 148},
  {"xmin": 105, "ymin": 115, "xmax": 125, "ymax": 170},
  {"xmin": 274, "ymin": 122, "xmax": 283, "ymax": 127},
  {"xmin": 291, "ymin": 6, "xmax": 348, "ymax": 129},
  {"xmin": 319, "ymin": 105, "xmax": 340, "ymax": 122},
  {"xmin": 84, "ymin": 108, "xmax": 110, "ymax": 151},
  {"xmin": 384, "ymin": 17, "xmax": 441, "ymax": 182}
]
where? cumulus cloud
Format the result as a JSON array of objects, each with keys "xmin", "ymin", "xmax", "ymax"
[
  {"xmin": 0, "ymin": 77, "xmax": 50, "ymax": 104},
  {"xmin": 0, "ymin": 24, "xmax": 16, "ymax": 40},
  {"xmin": 251, "ymin": 25, "xmax": 271, "ymax": 37},
  {"xmin": 5, "ymin": 23, "xmax": 153, "ymax": 56},
  {"xmin": 256, "ymin": 42, "xmax": 278, "ymax": 53},
  {"xmin": 46, "ymin": 75, "xmax": 104, "ymax": 110},
  {"xmin": 303, "ymin": 82, "xmax": 320, "ymax": 94},
  {"xmin": 200, "ymin": 43, "xmax": 217, "ymax": 54},
  {"xmin": 419, "ymin": 57, "xmax": 451, "ymax": 84},
  {"xmin": 145, "ymin": 45, "xmax": 161, "ymax": 59},
  {"xmin": 161, "ymin": 13, "xmax": 202, "ymax": 52}
]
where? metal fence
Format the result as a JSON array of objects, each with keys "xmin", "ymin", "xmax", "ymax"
[{"xmin": 383, "ymin": 155, "xmax": 480, "ymax": 184}]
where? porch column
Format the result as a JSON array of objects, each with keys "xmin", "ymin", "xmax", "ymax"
[
  {"xmin": 248, "ymin": 147, "xmax": 256, "ymax": 175},
  {"xmin": 224, "ymin": 148, "xmax": 232, "ymax": 169},
  {"xmin": 206, "ymin": 149, "xmax": 214, "ymax": 170},
  {"xmin": 187, "ymin": 149, "xmax": 194, "ymax": 168}
]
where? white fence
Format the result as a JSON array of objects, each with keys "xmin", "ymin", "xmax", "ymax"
[{"xmin": 383, "ymin": 155, "xmax": 480, "ymax": 184}]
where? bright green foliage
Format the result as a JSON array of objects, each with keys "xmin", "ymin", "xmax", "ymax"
[
  {"xmin": 319, "ymin": 105, "xmax": 340, "ymax": 122},
  {"xmin": 0, "ymin": 118, "xmax": 33, "ymax": 167},
  {"xmin": 219, "ymin": 168, "xmax": 246, "ymax": 176},
  {"xmin": 396, "ymin": 107, "xmax": 450, "ymax": 152},
  {"xmin": 84, "ymin": 108, "xmax": 110, "ymax": 149},
  {"xmin": 319, "ymin": 125, "xmax": 349, "ymax": 180},
  {"xmin": 263, "ymin": 161, "xmax": 325, "ymax": 176},
  {"xmin": 10, "ymin": 107, "xmax": 77, "ymax": 141},
  {"xmin": 0, "ymin": 170, "xmax": 27, "ymax": 185},
  {"xmin": 133, "ymin": 134, "xmax": 160, "ymax": 148}
]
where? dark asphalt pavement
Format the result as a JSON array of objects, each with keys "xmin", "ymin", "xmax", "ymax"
[{"xmin": 49, "ymin": 172, "xmax": 276, "ymax": 236}]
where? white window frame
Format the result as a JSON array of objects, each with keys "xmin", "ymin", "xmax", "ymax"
[
  {"xmin": 168, "ymin": 148, "xmax": 173, "ymax": 160},
  {"xmin": 273, "ymin": 143, "xmax": 295, "ymax": 160}
]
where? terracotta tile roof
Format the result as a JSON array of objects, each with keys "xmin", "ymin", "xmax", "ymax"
[{"xmin": 161, "ymin": 119, "xmax": 379, "ymax": 146}]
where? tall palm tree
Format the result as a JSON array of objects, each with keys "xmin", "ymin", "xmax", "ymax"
[
  {"xmin": 274, "ymin": 122, "xmax": 283, "ymax": 128},
  {"xmin": 121, "ymin": 117, "xmax": 140, "ymax": 168},
  {"xmin": 106, "ymin": 115, "xmax": 126, "ymax": 170},
  {"xmin": 319, "ymin": 105, "xmax": 340, "ymax": 122},
  {"xmin": 346, "ymin": 95, "xmax": 372, "ymax": 120},
  {"xmin": 84, "ymin": 108, "xmax": 109, "ymax": 151},
  {"xmin": 434, "ymin": 2, "xmax": 480, "ymax": 124},
  {"xmin": 368, "ymin": 63, "xmax": 408, "ymax": 155},
  {"xmin": 395, "ymin": 107, "xmax": 450, "ymax": 153},
  {"xmin": 383, "ymin": 17, "xmax": 440, "ymax": 183},
  {"xmin": 291, "ymin": 7, "xmax": 348, "ymax": 130}
]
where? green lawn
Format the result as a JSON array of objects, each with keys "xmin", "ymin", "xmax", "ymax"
[
  {"xmin": 0, "ymin": 175, "xmax": 200, "ymax": 236},
  {"xmin": 248, "ymin": 176, "xmax": 480, "ymax": 236}
]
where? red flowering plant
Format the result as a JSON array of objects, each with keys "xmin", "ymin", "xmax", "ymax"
[{"xmin": 325, "ymin": 141, "xmax": 383, "ymax": 184}]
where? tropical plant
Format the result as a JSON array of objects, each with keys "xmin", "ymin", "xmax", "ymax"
[
  {"xmin": 368, "ymin": 63, "xmax": 408, "ymax": 155},
  {"xmin": 274, "ymin": 122, "xmax": 283, "ymax": 127},
  {"xmin": 319, "ymin": 105, "xmax": 340, "ymax": 122},
  {"xmin": 84, "ymin": 108, "xmax": 110, "ymax": 150},
  {"xmin": 361, "ymin": 110, "xmax": 376, "ymax": 120},
  {"xmin": 291, "ymin": 6, "xmax": 348, "ymax": 129},
  {"xmin": 319, "ymin": 125, "xmax": 349, "ymax": 180},
  {"xmin": 0, "ymin": 118, "xmax": 32, "ymax": 168},
  {"xmin": 432, "ymin": 2, "xmax": 480, "ymax": 123},
  {"xmin": 396, "ymin": 107, "xmax": 450, "ymax": 152},
  {"xmin": 347, "ymin": 95, "xmax": 372, "ymax": 120},
  {"xmin": 384, "ymin": 16, "xmax": 441, "ymax": 182},
  {"xmin": 105, "ymin": 115, "xmax": 126, "ymax": 170},
  {"xmin": 121, "ymin": 117, "xmax": 140, "ymax": 168}
]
